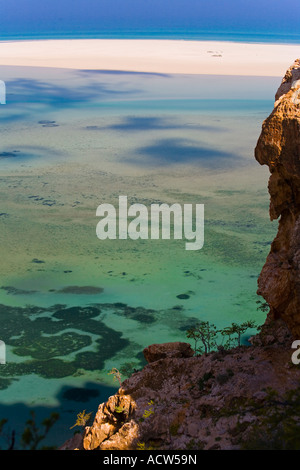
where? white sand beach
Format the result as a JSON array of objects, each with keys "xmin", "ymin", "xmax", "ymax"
[{"xmin": 0, "ymin": 39, "xmax": 299, "ymax": 76}]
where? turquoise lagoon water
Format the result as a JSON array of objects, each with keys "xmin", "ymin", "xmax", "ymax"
[
  {"xmin": 1, "ymin": 29, "xmax": 300, "ymax": 44},
  {"xmin": 0, "ymin": 65, "xmax": 279, "ymax": 447}
]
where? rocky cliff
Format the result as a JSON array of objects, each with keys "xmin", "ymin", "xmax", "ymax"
[
  {"xmin": 255, "ymin": 59, "xmax": 300, "ymax": 337},
  {"xmin": 60, "ymin": 60, "xmax": 300, "ymax": 451},
  {"xmin": 61, "ymin": 329, "xmax": 300, "ymax": 451}
]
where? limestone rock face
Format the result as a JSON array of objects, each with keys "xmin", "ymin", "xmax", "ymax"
[
  {"xmin": 275, "ymin": 59, "xmax": 300, "ymax": 102},
  {"xmin": 83, "ymin": 394, "xmax": 137, "ymax": 450},
  {"xmin": 255, "ymin": 58, "xmax": 300, "ymax": 337}
]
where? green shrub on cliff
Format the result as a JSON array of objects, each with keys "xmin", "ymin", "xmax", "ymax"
[
  {"xmin": 186, "ymin": 321, "xmax": 218, "ymax": 355},
  {"xmin": 186, "ymin": 319, "xmax": 258, "ymax": 355},
  {"xmin": 70, "ymin": 410, "xmax": 93, "ymax": 430},
  {"xmin": 220, "ymin": 320, "xmax": 257, "ymax": 348}
]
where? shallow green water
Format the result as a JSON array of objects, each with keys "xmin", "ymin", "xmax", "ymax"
[{"xmin": 0, "ymin": 66, "xmax": 278, "ymax": 447}]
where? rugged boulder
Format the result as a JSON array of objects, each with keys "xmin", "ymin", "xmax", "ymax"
[{"xmin": 143, "ymin": 342, "xmax": 194, "ymax": 363}]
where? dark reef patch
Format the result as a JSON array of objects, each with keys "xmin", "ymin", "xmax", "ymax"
[
  {"xmin": 85, "ymin": 125, "xmax": 102, "ymax": 130},
  {"xmin": 53, "ymin": 305, "xmax": 101, "ymax": 321},
  {"xmin": 28, "ymin": 195, "xmax": 58, "ymax": 207},
  {"xmin": 0, "ymin": 298, "xmax": 198, "ymax": 388},
  {"xmin": 0, "ymin": 151, "xmax": 20, "ymax": 158},
  {"xmin": 176, "ymin": 293, "xmax": 190, "ymax": 300},
  {"xmin": 54, "ymin": 286, "xmax": 104, "ymax": 295},
  {"xmin": 0, "ymin": 377, "xmax": 16, "ymax": 391},
  {"xmin": 0, "ymin": 303, "xmax": 129, "ymax": 383},
  {"xmin": 1, "ymin": 286, "xmax": 37, "ymax": 295},
  {"xmin": 104, "ymin": 303, "xmax": 157, "ymax": 324},
  {"xmin": 12, "ymin": 332, "xmax": 92, "ymax": 360},
  {"xmin": 38, "ymin": 120, "xmax": 59, "ymax": 127}
]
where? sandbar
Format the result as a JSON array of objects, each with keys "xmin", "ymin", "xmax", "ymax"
[{"xmin": 0, "ymin": 39, "xmax": 299, "ymax": 76}]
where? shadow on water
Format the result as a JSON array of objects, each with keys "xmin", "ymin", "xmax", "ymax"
[
  {"xmin": 102, "ymin": 115, "xmax": 225, "ymax": 132},
  {"xmin": 125, "ymin": 137, "xmax": 242, "ymax": 168},
  {"xmin": 0, "ymin": 145, "xmax": 64, "ymax": 162},
  {"xmin": 5, "ymin": 76, "xmax": 140, "ymax": 108},
  {"xmin": 0, "ymin": 381, "xmax": 118, "ymax": 450},
  {"xmin": 78, "ymin": 69, "xmax": 171, "ymax": 78}
]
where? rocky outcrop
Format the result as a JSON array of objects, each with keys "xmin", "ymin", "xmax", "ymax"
[
  {"xmin": 61, "ymin": 330, "xmax": 300, "ymax": 451},
  {"xmin": 255, "ymin": 58, "xmax": 300, "ymax": 337}
]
